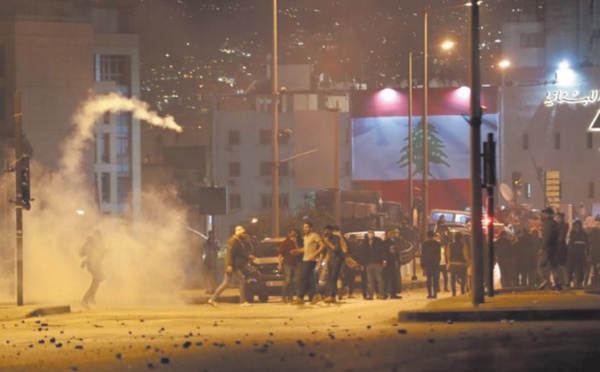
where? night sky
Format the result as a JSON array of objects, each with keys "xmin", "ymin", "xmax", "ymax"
[{"xmin": 134, "ymin": 0, "xmax": 540, "ymax": 122}]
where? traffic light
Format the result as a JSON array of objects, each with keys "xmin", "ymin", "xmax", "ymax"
[
  {"xmin": 512, "ymin": 170, "xmax": 522, "ymax": 191},
  {"xmin": 482, "ymin": 134, "xmax": 496, "ymax": 187},
  {"xmin": 20, "ymin": 155, "xmax": 31, "ymax": 210}
]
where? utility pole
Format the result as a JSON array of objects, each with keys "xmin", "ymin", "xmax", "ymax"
[
  {"xmin": 14, "ymin": 91, "xmax": 24, "ymax": 306},
  {"xmin": 331, "ymin": 103, "xmax": 341, "ymax": 227},
  {"xmin": 469, "ymin": 1, "xmax": 485, "ymax": 305},
  {"xmin": 408, "ymin": 51, "xmax": 417, "ymax": 281},
  {"xmin": 421, "ymin": 7, "xmax": 429, "ymax": 244},
  {"xmin": 271, "ymin": 0, "xmax": 280, "ymax": 238}
]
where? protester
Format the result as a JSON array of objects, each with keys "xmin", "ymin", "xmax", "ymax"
[
  {"xmin": 80, "ymin": 229, "xmax": 106, "ymax": 308},
  {"xmin": 208, "ymin": 226, "xmax": 254, "ymax": 307},
  {"xmin": 421, "ymin": 230, "xmax": 442, "ymax": 299}
]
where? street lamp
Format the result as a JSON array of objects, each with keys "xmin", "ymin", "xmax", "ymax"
[
  {"xmin": 498, "ymin": 59, "xmax": 510, "ymax": 208},
  {"xmin": 272, "ymin": 0, "xmax": 280, "ymax": 238},
  {"xmin": 421, "ymin": 4, "xmax": 457, "ymax": 243}
]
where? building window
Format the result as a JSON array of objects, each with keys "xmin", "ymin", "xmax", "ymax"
[
  {"xmin": 260, "ymin": 161, "xmax": 272, "ymax": 177},
  {"xmin": 554, "ymin": 133, "xmax": 561, "ymax": 150},
  {"xmin": 520, "ymin": 32, "xmax": 544, "ymax": 48},
  {"xmin": 229, "ymin": 162, "xmax": 241, "ymax": 177},
  {"xmin": 261, "ymin": 194, "xmax": 289, "ymax": 209},
  {"xmin": 101, "ymin": 173, "xmax": 111, "ymax": 203},
  {"xmin": 94, "ymin": 55, "xmax": 130, "ymax": 88},
  {"xmin": 261, "ymin": 194, "xmax": 271, "ymax": 209},
  {"xmin": 280, "ymin": 194, "xmax": 289, "ymax": 208},
  {"xmin": 260, "ymin": 129, "xmax": 290, "ymax": 145},
  {"xmin": 259, "ymin": 129, "xmax": 271, "ymax": 145},
  {"xmin": 523, "ymin": 133, "xmax": 529, "ymax": 150},
  {"xmin": 117, "ymin": 176, "xmax": 130, "ymax": 205},
  {"xmin": 98, "ymin": 133, "xmax": 110, "ymax": 164},
  {"xmin": 228, "ymin": 130, "xmax": 240, "ymax": 146},
  {"xmin": 229, "ymin": 193, "xmax": 241, "ymax": 210},
  {"xmin": 260, "ymin": 162, "xmax": 288, "ymax": 177},
  {"xmin": 587, "ymin": 133, "xmax": 593, "ymax": 149},
  {"xmin": 280, "ymin": 162, "xmax": 289, "ymax": 176},
  {"xmin": 589, "ymin": 182, "xmax": 595, "ymax": 199},
  {"xmin": 116, "ymin": 114, "xmax": 131, "ymax": 174},
  {"xmin": 279, "ymin": 131, "xmax": 290, "ymax": 145}
]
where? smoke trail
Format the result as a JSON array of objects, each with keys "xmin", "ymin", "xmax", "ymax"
[{"xmin": 61, "ymin": 92, "xmax": 182, "ymax": 182}]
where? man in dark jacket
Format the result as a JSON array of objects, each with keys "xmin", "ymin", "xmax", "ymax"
[
  {"xmin": 538, "ymin": 208, "xmax": 561, "ymax": 290},
  {"xmin": 495, "ymin": 231, "xmax": 514, "ymax": 288},
  {"xmin": 588, "ymin": 222, "xmax": 600, "ymax": 286},
  {"xmin": 208, "ymin": 226, "xmax": 254, "ymax": 307},
  {"xmin": 556, "ymin": 212, "xmax": 569, "ymax": 285},
  {"xmin": 421, "ymin": 230, "xmax": 442, "ymax": 298},
  {"xmin": 567, "ymin": 220, "xmax": 589, "ymax": 288},
  {"xmin": 362, "ymin": 229, "xmax": 386, "ymax": 300},
  {"xmin": 447, "ymin": 232, "xmax": 469, "ymax": 296},
  {"xmin": 383, "ymin": 230, "xmax": 403, "ymax": 299}
]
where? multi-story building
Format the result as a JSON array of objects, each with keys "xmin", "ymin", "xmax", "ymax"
[
  {"xmin": 500, "ymin": 0, "xmax": 600, "ymax": 217},
  {"xmin": 211, "ymin": 80, "xmax": 353, "ymax": 239},
  {"xmin": 0, "ymin": 0, "xmax": 141, "ymax": 218}
]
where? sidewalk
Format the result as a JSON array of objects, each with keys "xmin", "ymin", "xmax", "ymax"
[
  {"xmin": 0, "ymin": 303, "xmax": 71, "ymax": 321},
  {"xmin": 399, "ymin": 288, "xmax": 600, "ymax": 322}
]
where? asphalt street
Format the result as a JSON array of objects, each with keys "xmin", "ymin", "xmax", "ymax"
[{"xmin": 1, "ymin": 288, "xmax": 600, "ymax": 372}]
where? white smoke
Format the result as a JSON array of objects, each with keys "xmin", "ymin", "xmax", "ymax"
[
  {"xmin": 61, "ymin": 92, "xmax": 181, "ymax": 182},
  {"xmin": 1, "ymin": 93, "xmax": 193, "ymax": 306}
]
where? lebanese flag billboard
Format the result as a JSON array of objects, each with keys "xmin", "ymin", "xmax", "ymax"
[{"xmin": 350, "ymin": 87, "xmax": 498, "ymax": 211}]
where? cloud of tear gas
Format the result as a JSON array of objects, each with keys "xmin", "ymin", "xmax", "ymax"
[{"xmin": 1, "ymin": 93, "xmax": 194, "ymax": 306}]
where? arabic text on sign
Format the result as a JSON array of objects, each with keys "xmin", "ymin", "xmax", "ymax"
[{"xmin": 544, "ymin": 90, "xmax": 600, "ymax": 107}]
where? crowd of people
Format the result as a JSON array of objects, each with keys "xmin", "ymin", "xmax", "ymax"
[
  {"xmin": 203, "ymin": 222, "xmax": 415, "ymax": 306},
  {"xmin": 201, "ymin": 205, "xmax": 600, "ymax": 307},
  {"xmin": 421, "ymin": 206, "xmax": 600, "ymax": 298}
]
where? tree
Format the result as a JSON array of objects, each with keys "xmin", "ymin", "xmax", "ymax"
[{"xmin": 397, "ymin": 118, "xmax": 450, "ymax": 178}]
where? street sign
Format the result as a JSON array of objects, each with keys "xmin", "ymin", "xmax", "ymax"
[{"xmin": 545, "ymin": 170, "xmax": 560, "ymax": 209}]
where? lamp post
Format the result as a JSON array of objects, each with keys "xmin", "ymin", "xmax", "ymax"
[
  {"xmin": 408, "ymin": 51, "xmax": 414, "ymax": 229},
  {"xmin": 421, "ymin": 7, "xmax": 429, "ymax": 244},
  {"xmin": 498, "ymin": 59, "xmax": 510, "ymax": 208},
  {"xmin": 272, "ymin": 0, "xmax": 280, "ymax": 238},
  {"xmin": 328, "ymin": 103, "xmax": 342, "ymax": 227},
  {"xmin": 469, "ymin": 0, "xmax": 485, "ymax": 305},
  {"xmin": 421, "ymin": 5, "xmax": 456, "ymax": 243},
  {"xmin": 408, "ymin": 51, "xmax": 417, "ymax": 280}
]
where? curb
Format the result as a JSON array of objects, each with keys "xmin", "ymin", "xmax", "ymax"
[
  {"xmin": 398, "ymin": 308, "xmax": 600, "ymax": 322},
  {"xmin": 25, "ymin": 305, "xmax": 71, "ymax": 318}
]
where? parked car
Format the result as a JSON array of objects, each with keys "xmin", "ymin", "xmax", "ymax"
[{"xmin": 245, "ymin": 237, "xmax": 285, "ymax": 303}]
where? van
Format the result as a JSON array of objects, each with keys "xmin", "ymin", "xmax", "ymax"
[{"xmin": 429, "ymin": 209, "xmax": 471, "ymax": 226}]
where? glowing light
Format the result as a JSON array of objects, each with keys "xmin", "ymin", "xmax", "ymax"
[
  {"xmin": 454, "ymin": 86, "xmax": 471, "ymax": 102},
  {"xmin": 556, "ymin": 61, "xmax": 576, "ymax": 86},
  {"xmin": 441, "ymin": 40, "xmax": 455, "ymax": 51},
  {"xmin": 75, "ymin": 209, "xmax": 85, "ymax": 216},
  {"xmin": 498, "ymin": 59, "xmax": 511, "ymax": 69},
  {"xmin": 376, "ymin": 88, "xmax": 401, "ymax": 105},
  {"xmin": 251, "ymin": 218, "xmax": 259, "ymax": 224}
]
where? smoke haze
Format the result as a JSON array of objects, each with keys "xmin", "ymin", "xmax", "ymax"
[{"xmin": 1, "ymin": 93, "xmax": 191, "ymax": 307}]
